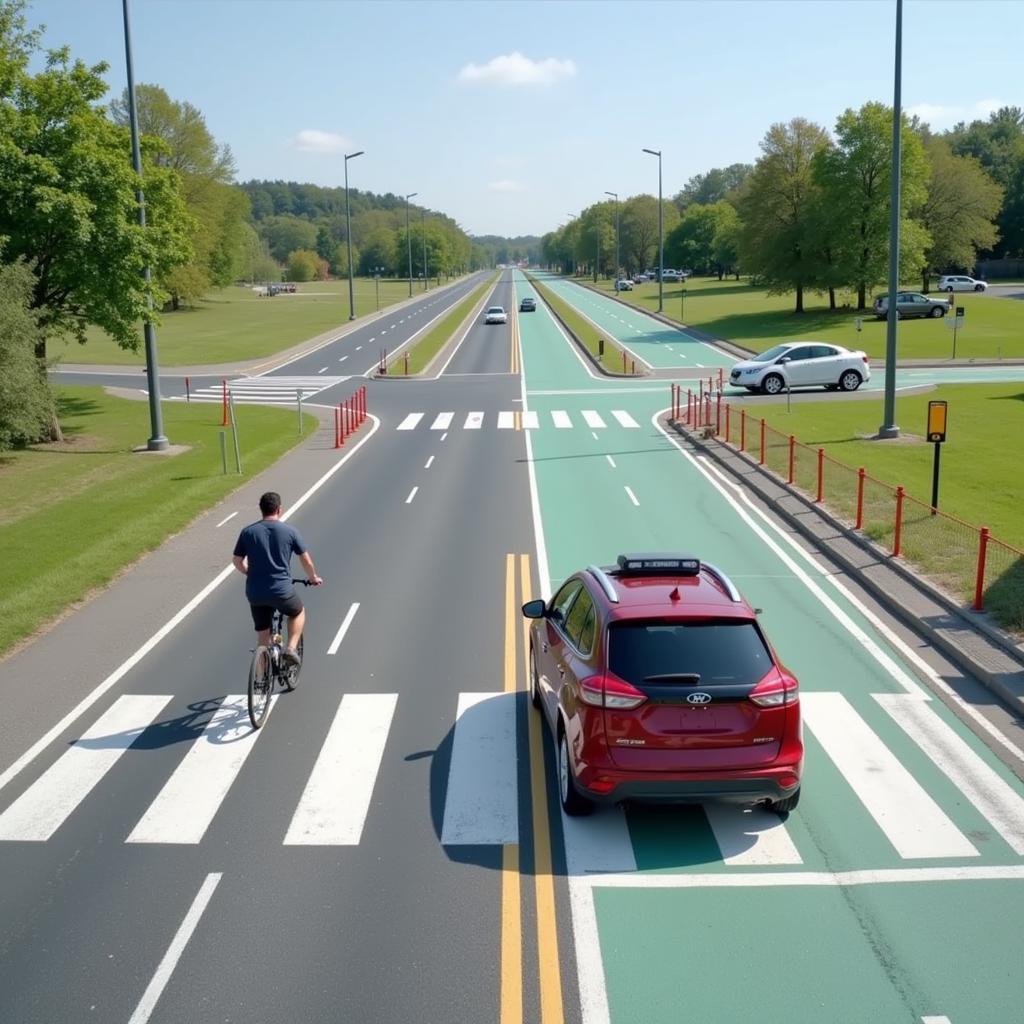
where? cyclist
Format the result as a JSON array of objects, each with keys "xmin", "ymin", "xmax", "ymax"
[{"xmin": 232, "ymin": 491, "xmax": 322, "ymax": 666}]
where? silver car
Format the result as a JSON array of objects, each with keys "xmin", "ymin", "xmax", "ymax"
[
  {"xmin": 938, "ymin": 275, "xmax": 987, "ymax": 292},
  {"xmin": 873, "ymin": 292, "xmax": 948, "ymax": 319},
  {"xmin": 484, "ymin": 305, "xmax": 508, "ymax": 324},
  {"xmin": 729, "ymin": 342, "xmax": 871, "ymax": 395}
]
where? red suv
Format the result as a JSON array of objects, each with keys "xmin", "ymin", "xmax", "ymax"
[{"xmin": 522, "ymin": 554, "xmax": 803, "ymax": 816}]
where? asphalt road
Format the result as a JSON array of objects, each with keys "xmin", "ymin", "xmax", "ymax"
[{"xmin": 5, "ymin": 268, "xmax": 1024, "ymax": 1023}]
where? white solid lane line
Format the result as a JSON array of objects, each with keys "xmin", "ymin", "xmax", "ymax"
[
  {"xmin": 703, "ymin": 804, "xmax": 802, "ymax": 865},
  {"xmin": 0, "ymin": 694, "xmax": 172, "ymax": 841},
  {"xmin": 610, "ymin": 410, "xmax": 639, "ymax": 428},
  {"xmin": 424, "ymin": 455, "xmax": 435, "ymax": 469},
  {"xmin": 405, "ymin": 487, "xmax": 418, "ymax": 504},
  {"xmin": 127, "ymin": 695, "xmax": 268, "ymax": 844},
  {"xmin": 327, "ymin": 602, "xmax": 360, "ymax": 656},
  {"xmin": 497, "ymin": 411, "xmax": 515, "ymax": 430},
  {"xmin": 397, "ymin": 413, "xmax": 423, "ymax": 430},
  {"xmin": 801, "ymin": 692, "xmax": 977, "ymax": 859},
  {"xmin": 522, "ymin": 410, "xmax": 539, "ymax": 429},
  {"xmin": 877, "ymin": 694, "xmax": 1024, "ymax": 854},
  {"xmin": 441, "ymin": 692, "xmax": 518, "ymax": 844},
  {"xmin": 551, "ymin": 410, "xmax": 572, "ymax": 429},
  {"xmin": 582, "ymin": 410, "xmax": 606, "ymax": 429},
  {"xmin": 921, "ymin": 1017, "xmax": 952, "ymax": 1024},
  {"xmin": 127, "ymin": 872, "xmax": 222, "ymax": 1024},
  {"xmin": 606, "ymin": 456, "xmax": 616, "ymax": 468},
  {"xmin": 431, "ymin": 412, "xmax": 454, "ymax": 430},
  {"xmin": 464, "ymin": 411, "xmax": 484, "ymax": 429},
  {"xmin": 214, "ymin": 511, "xmax": 238, "ymax": 528},
  {"xmin": 284, "ymin": 693, "xmax": 398, "ymax": 845},
  {"xmin": 624, "ymin": 486, "xmax": 640, "ymax": 506}
]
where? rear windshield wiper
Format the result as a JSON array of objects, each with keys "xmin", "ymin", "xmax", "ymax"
[{"xmin": 642, "ymin": 673, "xmax": 701, "ymax": 684}]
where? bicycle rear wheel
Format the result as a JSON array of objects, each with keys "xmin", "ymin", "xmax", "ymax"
[
  {"xmin": 248, "ymin": 645, "xmax": 273, "ymax": 729},
  {"xmin": 282, "ymin": 634, "xmax": 303, "ymax": 692}
]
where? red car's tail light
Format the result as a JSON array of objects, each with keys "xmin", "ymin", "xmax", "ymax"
[
  {"xmin": 580, "ymin": 674, "xmax": 647, "ymax": 710},
  {"xmin": 750, "ymin": 672, "xmax": 799, "ymax": 708}
]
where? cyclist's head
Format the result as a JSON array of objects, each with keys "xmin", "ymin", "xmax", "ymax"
[{"xmin": 259, "ymin": 491, "xmax": 282, "ymax": 517}]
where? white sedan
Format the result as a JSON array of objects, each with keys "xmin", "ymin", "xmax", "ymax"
[
  {"xmin": 484, "ymin": 306, "xmax": 508, "ymax": 324},
  {"xmin": 729, "ymin": 342, "xmax": 871, "ymax": 395},
  {"xmin": 938, "ymin": 275, "xmax": 988, "ymax": 292}
]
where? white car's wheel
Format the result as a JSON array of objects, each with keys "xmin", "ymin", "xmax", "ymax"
[
  {"xmin": 974, "ymin": 284, "xmax": 985, "ymax": 291},
  {"xmin": 839, "ymin": 369, "xmax": 862, "ymax": 392},
  {"xmin": 761, "ymin": 373, "xmax": 785, "ymax": 396},
  {"xmin": 946, "ymin": 286, "xmax": 955, "ymax": 292}
]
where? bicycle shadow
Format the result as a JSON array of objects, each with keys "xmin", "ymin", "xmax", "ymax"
[{"xmin": 73, "ymin": 695, "xmax": 253, "ymax": 751}]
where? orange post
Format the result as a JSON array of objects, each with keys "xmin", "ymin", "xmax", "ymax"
[
  {"xmin": 974, "ymin": 527, "xmax": 990, "ymax": 610},
  {"xmin": 337, "ymin": 405, "xmax": 344, "ymax": 447},
  {"xmin": 221, "ymin": 379, "xmax": 228, "ymax": 426},
  {"xmin": 759, "ymin": 419, "xmax": 766, "ymax": 465},
  {"xmin": 740, "ymin": 409, "xmax": 746, "ymax": 451},
  {"xmin": 816, "ymin": 448, "xmax": 825, "ymax": 502},
  {"xmin": 855, "ymin": 468, "xmax": 866, "ymax": 529},
  {"xmin": 631, "ymin": 359, "xmax": 636, "ymax": 375},
  {"xmin": 893, "ymin": 486, "xmax": 905, "ymax": 556},
  {"xmin": 725, "ymin": 404, "xmax": 731, "ymax": 444},
  {"xmin": 787, "ymin": 436, "xmax": 795, "ymax": 484},
  {"xmin": 715, "ymin": 394, "xmax": 722, "ymax": 436}
]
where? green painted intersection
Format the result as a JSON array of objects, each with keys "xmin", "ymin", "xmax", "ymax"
[{"xmin": 513, "ymin": 271, "xmax": 1024, "ymax": 1023}]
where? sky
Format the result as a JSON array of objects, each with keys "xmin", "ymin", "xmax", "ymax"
[{"xmin": 24, "ymin": 0, "xmax": 1024, "ymax": 238}]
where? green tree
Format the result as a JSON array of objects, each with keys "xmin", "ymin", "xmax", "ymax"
[
  {"xmin": 332, "ymin": 242, "xmax": 360, "ymax": 279},
  {"xmin": 620, "ymin": 195, "xmax": 679, "ymax": 275},
  {"xmin": 665, "ymin": 201, "xmax": 738, "ymax": 277},
  {"xmin": 674, "ymin": 163, "xmax": 752, "ymax": 211},
  {"xmin": 0, "ymin": 259, "xmax": 52, "ymax": 449},
  {"xmin": 261, "ymin": 215, "xmax": 318, "ymax": 262},
  {"xmin": 0, "ymin": 1, "xmax": 193, "ymax": 368},
  {"xmin": 917, "ymin": 136, "xmax": 1003, "ymax": 290},
  {"xmin": 813, "ymin": 102, "xmax": 930, "ymax": 309},
  {"xmin": 739, "ymin": 118, "xmax": 831, "ymax": 312},
  {"xmin": 285, "ymin": 249, "xmax": 319, "ymax": 282},
  {"xmin": 239, "ymin": 223, "xmax": 280, "ymax": 282}
]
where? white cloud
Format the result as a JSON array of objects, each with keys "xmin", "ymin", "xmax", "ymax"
[
  {"xmin": 488, "ymin": 180, "xmax": 527, "ymax": 193},
  {"xmin": 907, "ymin": 98, "xmax": 1005, "ymax": 130},
  {"xmin": 292, "ymin": 129, "xmax": 351, "ymax": 154},
  {"xmin": 459, "ymin": 52, "xmax": 576, "ymax": 86}
]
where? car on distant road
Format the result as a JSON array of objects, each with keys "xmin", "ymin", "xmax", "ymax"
[
  {"xmin": 522, "ymin": 553, "xmax": 803, "ymax": 816},
  {"xmin": 519, "ymin": 297, "xmax": 536, "ymax": 312},
  {"xmin": 615, "ymin": 279, "xmax": 634, "ymax": 291},
  {"xmin": 729, "ymin": 341, "xmax": 870, "ymax": 395},
  {"xmin": 484, "ymin": 305, "xmax": 508, "ymax": 324},
  {"xmin": 633, "ymin": 274, "xmax": 649, "ymax": 283},
  {"xmin": 873, "ymin": 292, "xmax": 948, "ymax": 319},
  {"xmin": 938, "ymin": 274, "xmax": 987, "ymax": 292},
  {"xmin": 662, "ymin": 270, "xmax": 682, "ymax": 282}
]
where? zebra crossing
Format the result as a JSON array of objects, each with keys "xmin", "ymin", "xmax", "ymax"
[
  {"xmin": 396, "ymin": 409, "xmax": 642, "ymax": 432},
  {"xmin": 2, "ymin": 690, "xmax": 1023, "ymax": 865},
  {"xmin": 185, "ymin": 375, "xmax": 349, "ymax": 405}
]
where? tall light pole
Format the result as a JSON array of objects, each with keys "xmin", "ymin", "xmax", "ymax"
[
  {"xmin": 879, "ymin": 0, "xmax": 904, "ymax": 439},
  {"xmin": 421, "ymin": 207, "xmax": 428, "ymax": 291},
  {"xmin": 605, "ymin": 190, "xmax": 619, "ymax": 291},
  {"xmin": 344, "ymin": 149, "xmax": 363, "ymax": 320},
  {"xmin": 122, "ymin": 0, "xmax": 167, "ymax": 450},
  {"xmin": 643, "ymin": 147, "xmax": 664, "ymax": 312},
  {"xmin": 405, "ymin": 192, "xmax": 417, "ymax": 297}
]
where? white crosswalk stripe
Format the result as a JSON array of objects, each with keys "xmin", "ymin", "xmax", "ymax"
[
  {"xmin": 464, "ymin": 411, "xmax": 484, "ymax": 429},
  {"xmin": 582, "ymin": 410, "xmax": 607, "ymax": 429},
  {"xmin": 551, "ymin": 410, "xmax": 573, "ymax": 429},
  {"xmin": 186, "ymin": 375, "xmax": 347, "ymax": 405},
  {"xmin": 3, "ymin": 689, "xmax": 1021, "ymax": 862},
  {"xmin": 522, "ymin": 410, "xmax": 539, "ymax": 429},
  {"xmin": 497, "ymin": 411, "xmax": 515, "ymax": 429},
  {"xmin": 610, "ymin": 409, "xmax": 640, "ymax": 428},
  {"xmin": 397, "ymin": 413, "xmax": 423, "ymax": 430},
  {"xmin": 430, "ymin": 412, "xmax": 454, "ymax": 430},
  {"xmin": 391, "ymin": 410, "xmax": 643, "ymax": 432}
]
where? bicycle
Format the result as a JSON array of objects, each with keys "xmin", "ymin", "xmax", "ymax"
[{"xmin": 247, "ymin": 580, "xmax": 315, "ymax": 729}]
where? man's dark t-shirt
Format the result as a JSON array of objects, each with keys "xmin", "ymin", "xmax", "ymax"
[{"xmin": 234, "ymin": 520, "xmax": 307, "ymax": 603}]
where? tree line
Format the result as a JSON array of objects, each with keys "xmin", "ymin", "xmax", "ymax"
[{"xmin": 542, "ymin": 103, "xmax": 1022, "ymax": 312}]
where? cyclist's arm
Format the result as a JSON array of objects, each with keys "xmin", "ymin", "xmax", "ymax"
[
  {"xmin": 299, "ymin": 551, "xmax": 323, "ymax": 585},
  {"xmin": 232, "ymin": 555, "xmax": 248, "ymax": 576}
]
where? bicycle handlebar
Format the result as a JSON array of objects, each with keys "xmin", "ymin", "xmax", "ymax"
[{"xmin": 292, "ymin": 578, "xmax": 322, "ymax": 586}]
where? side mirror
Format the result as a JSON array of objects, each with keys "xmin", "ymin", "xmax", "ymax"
[
  {"xmin": 522, "ymin": 599, "xmax": 546, "ymax": 619},
  {"xmin": 778, "ymin": 356, "xmax": 791, "ymax": 365}
]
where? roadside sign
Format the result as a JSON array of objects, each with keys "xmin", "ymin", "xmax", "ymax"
[
  {"xmin": 956, "ymin": 306, "xmax": 965, "ymax": 317},
  {"xmin": 927, "ymin": 401, "xmax": 947, "ymax": 443}
]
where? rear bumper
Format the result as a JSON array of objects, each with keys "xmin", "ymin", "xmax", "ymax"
[{"xmin": 575, "ymin": 757, "xmax": 803, "ymax": 806}]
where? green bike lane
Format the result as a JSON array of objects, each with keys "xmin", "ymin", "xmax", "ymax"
[{"xmin": 513, "ymin": 272, "xmax": 1024, "ymax": 1024}]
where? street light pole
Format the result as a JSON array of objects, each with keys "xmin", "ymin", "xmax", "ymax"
[
  {"xmin": 122, "ymin": 0, "xmax": 167, "ymax": 451},
  {"xmin": 879, "ymin": 0, "xmax": 903, "ymax": 438},
  {"xmin": 643, "ymin": 148, "xmax": 664, "ymax": 312},
  {"xmin": 605, "ymin": 191, "xmax": 619, "ymax": 291},
  {"xmin": 344, "ymin": 149, "xmax": 364, "ymax": 321},
  {"xmin": 405, "ymin": 192, "xmax": 417, "ymax": 298},
  {"xmin": 421, "ymin": 208, "xmax": 427, "ymax": 291}
]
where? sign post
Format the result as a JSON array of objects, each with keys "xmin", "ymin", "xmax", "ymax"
[
  {"xmin": 948, "ymin": 305, "xmax": 965, "ymax": 358},
  {"xmin": 926, "ymin": 400, "xmax": 947, "ymax": 513}
]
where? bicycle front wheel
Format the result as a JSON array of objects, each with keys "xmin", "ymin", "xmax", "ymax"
[{"xmin": 248, "ymin": 646, "xmax": 273, "ymax": 729}]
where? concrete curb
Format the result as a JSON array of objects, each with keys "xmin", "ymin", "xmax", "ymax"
[{"xmin": 664, "ymin": 415, "xmax": 1024, "ymax": 715}]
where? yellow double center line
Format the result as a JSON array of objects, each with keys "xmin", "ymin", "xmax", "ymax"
[
  {"xmin": 510, "ymin": 310, "xmax": 521, "ymax": 375},
  {"xmin": 502, "ymin": 552, "xmax": 564, "ymax": 1024}
]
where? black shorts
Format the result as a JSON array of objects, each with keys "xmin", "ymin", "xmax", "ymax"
[{"xmin": 249, "ymin": 592, "xmax": 303, "ymax": 631}]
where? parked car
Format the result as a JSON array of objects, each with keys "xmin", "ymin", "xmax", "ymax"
[
  {"xmin": 615, "ymin": 279, "xmax": 634, "ymax": 291},
  {"xmin": 662, "ymin": 270, "xmax": 682, "ymax": 282},
  {"xmin": 484, "ymin": 306, "xmax": 508, "ymax": 324},
  {"xmin": 728, "ymin": 341, "xmax": 870, "ymax": 395},
  {"xmin": 522, "ymin": 554, "xmax": 803, "ymax": 816},
  {"xmin": 938, "ymin": 275, "xmax": 987, "ymax": 292},
  {"xmin": 633, "ymin": 274, "xmax": 649, "ymax": 283},
  {"xmin": 519, "ymin": 297, "xmax": 536, "ymax": 312},
  {"xmin": 873, "ymin": 292, "xmax": 949, "ymax": 319}
]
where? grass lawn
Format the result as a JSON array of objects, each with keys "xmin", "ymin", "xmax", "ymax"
[
  {"xmin": 49, "ymin": 277, "xmax": 459, "ymax": 367},
  {"xmin": 593, "ymin": 276, "xmax": 1024, "ymax": 360},
  {"xmin": 0, "ymin": 386, "xmax": 318, "ymax": 658},
  {"xmin": 387, "ymin": 275, "xmax": 497, "ymax": 375},
  {"xmin": 741, "ymin": 383, "xmax": 1023, "ymax": 631},
  {"xmin": 529, "ymin": 276, "xmax": 638, "ymax": 374}
]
